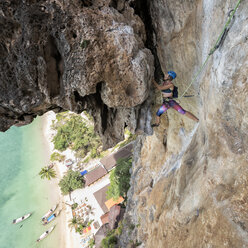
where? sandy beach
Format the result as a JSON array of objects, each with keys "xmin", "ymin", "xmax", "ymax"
[
  {"xmin": 40, "ymin": 111, "xmax": 120, "ymax": 248},
  {"xmin": 41, "ymin": 111, "xmax": 79, "ymax": 248}
]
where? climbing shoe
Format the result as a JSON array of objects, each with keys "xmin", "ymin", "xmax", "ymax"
[{"xmin": 151, "ymin": 123, "xmax": 160, "ymax": 127}]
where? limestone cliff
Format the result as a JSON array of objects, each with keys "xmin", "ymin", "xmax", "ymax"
[
  {"xmin": 1, "ymin": 0, "xmax": 248, "ymax": 247},
  {"xmin": 0, "ymin": 0, "xmax": 154, "ymax": 148},
  {"xmin": 119, "ymin": 0, "xmax": 248, "ymax": 247}
]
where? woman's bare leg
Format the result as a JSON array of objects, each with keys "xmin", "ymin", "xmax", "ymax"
[
  {"xmin": 185, "ymin": 111, "xmax": 199, "ymax": 122},
  {"xmin": 152, "ymin": 116, "xmax": 160, "ymax": 127},
  {"xmin": 155, "ymin": 116, "xmax": 160, "ymax": 125}
]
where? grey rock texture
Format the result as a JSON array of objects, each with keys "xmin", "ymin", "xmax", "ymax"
[
  {"xmin": 120, "ymin": 0, "xmax": 248, "ymax": 247},
  {"xmin": 0, "ymin": 0, "xmax": 154, "ymax": 148}
]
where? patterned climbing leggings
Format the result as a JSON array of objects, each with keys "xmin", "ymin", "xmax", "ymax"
[{"xmin": 156, "ymin": 99, "xmax": 186, "ymax": 116}]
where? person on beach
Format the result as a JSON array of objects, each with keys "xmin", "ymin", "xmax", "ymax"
[{"xmin": 151, "ymin": 71, "xmax": 199, "ymax": 127}]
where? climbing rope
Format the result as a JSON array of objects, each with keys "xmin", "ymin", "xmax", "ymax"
[{"xmin": 178, "ymin": 0, "xmax": 243, "ymax": 100}]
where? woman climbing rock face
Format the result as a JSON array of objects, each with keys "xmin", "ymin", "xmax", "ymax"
[{"xmin": 151, "ymin": 71, "xmax": 199, "ymax": 127}]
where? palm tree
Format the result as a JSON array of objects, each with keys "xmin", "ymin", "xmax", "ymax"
[
  {"xmin": 68, "ymin": 217, "xmax": 79, "ymax": 231},
  {"xmin": 39, "ymin": 166, "xmax": 56, "ymax": 180}
]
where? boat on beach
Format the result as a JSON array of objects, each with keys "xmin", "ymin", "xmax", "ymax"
[
  {"xmin": 36, "ymin": 226, "xmax": 55, "ymax": 242},
  {"xmin": 43, "ymin": 209, "xmax": 61, "ymax": 225},
  {"xmin": 41, "ymin": 204, "xmax": 57, "ymax": 221},
  {"xmin": 12, "ymin": 213, "xmax": 32, "ymax": 224}
]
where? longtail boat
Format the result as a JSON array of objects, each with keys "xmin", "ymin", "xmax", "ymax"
[
  {"xmin": 12, "ymin": 213, "xmax": 31, "ymax": 224},
  {"xmin": 43, "ymin": 210, "xmax": 61, "ymax": 225},
  {"xmin": 36, "ymin": 226, "xmax": 55, "ymax": 242},
  {"xmin": 41, "ymin": 204, "xmax": 57, "ymax": 221}
]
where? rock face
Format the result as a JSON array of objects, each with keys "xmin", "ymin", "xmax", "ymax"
[
  {"xmin": 0, "ymin": 0, "xmax": 154, "ymax": 148},
  {"xmin": 119, "ymin": 0, "xmax": 248, "ymax": 247},
  {"xmin": 1, "ymin": 0, "xmax": 248, "ymax": 247}
]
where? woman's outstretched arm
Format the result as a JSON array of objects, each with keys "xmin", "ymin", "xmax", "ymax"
[{"xmin": 152, "ymin": 79, "xmax": 173, "ymax": 90}]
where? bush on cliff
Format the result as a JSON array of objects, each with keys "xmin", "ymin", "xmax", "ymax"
[
  {"xmin": 106, "ymin": 157, "xmax": 132, "ymax": 200},
  {"xmin": 101, "ymin": 231, "xmax": 118, "ymax": 248}
]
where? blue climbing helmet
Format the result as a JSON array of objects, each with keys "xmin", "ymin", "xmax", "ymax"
[{"xmin": 168, "ymin": 71, "xmax": 177, "ymax": 79}]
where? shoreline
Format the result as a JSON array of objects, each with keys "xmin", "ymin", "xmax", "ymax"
[
  {"xmin": 41, "ymin": 111, "xmax": 77, "ymax": 248},
  {"xmin": 40, "ymin": 111, "xmax": 124, "ymax": 248}
]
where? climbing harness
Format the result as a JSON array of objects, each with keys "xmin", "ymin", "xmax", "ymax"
[{"xmin": 178, "ymin": 0, "xmax": 243, "ymax": 100}]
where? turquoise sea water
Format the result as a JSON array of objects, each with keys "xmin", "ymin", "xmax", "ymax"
[{"xmin": 0, "ymin": 117, "xmax": 60, "ymax": 248}]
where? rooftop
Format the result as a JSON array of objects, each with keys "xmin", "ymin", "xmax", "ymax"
[
  {"xmin": 93, "ymin": 184, "xmax": 110, "ymax": 214},
  {"xmin": 100, "ymin": 143, "xmax": 133, "ymax": 171},
  {"xmin": 100, "ymin": 212, "xmax": 109, "ymax": 225},
  {"xmin": 105, "ymin": 196, "xmax": 124, "ymax": 210},
  {"xmin": 85, "ymin": 166, "xmax": 107, "ymax": 187}
]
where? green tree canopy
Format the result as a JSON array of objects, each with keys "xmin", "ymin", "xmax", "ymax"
[
  {"xmin": 50, "ymin": 152, "xmax": 65, "ymax": 162},
  {"xmin": 52, "ymin": 113, "xmax": 102, "ymax": 159},
  {"xmin": 59, "ymin": 170, "xmax": 84, "ymax": 195},
  {"xmin": 39, "ymin": 166, "xmax": 56, "ymax": 180},
  {"xmin": 106, "ymin": 157, "xmax": 132, "ymax": 200}
]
